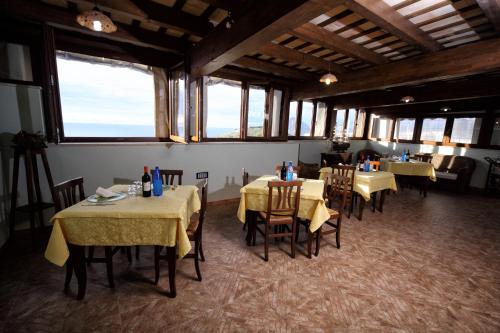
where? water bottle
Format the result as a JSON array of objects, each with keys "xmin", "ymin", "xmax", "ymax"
[
  {"xmin": 401, "ymin": 150, "xmax": 406, "ymax": 162},
  {"xmin": 286, "ymin": 161, "xmax": 293, "ymax": 181},
  {"xmin": 364, "ymin": 155, "xmax": 371, "ymax": 172},
  {"xmin": 152, "ymin": 166, "xmax": 163, "ymax": 196}
]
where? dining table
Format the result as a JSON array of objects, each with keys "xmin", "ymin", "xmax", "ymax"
[
  {"xmin": 45, "ymin": 184, "xmax": 201, "ymax": 299},
  {"xmin": 319, "ymin": 168, "xmax": 398, "ymax": 220},
  {"xmin": 237, "ymin": 176, "xmax": 331, "ymax": 245},
  {"xmin": 380, "ymin": 159, "xmax": 436, "ymax": 197}
]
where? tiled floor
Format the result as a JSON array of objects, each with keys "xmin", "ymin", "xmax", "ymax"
[{"xmin": 1, "ymin": 189, "xmax": 500, "ymax": 332}]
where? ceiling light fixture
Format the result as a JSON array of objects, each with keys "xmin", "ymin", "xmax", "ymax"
[
  {"xmin": 400, "ymin": 96, "xmax": 414, "ymax": 103},
  {"xmin": 440, "ymin": 106, "xmax": 451, "ymax": 112},
  {"xmin": 76, "ymin": 1, "xmax": 117, "ymax": 33},
  {"xmin": 318, "ymin": 28, "xmax": 338, "ymax": 86}
]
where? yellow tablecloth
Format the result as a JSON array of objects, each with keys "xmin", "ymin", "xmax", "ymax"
[
  {"xmin": 319, "ymin": 168, "xmax": 398, "ymax": 202},
  {"xmin": 237, "ymin": 176, "xmax": 330, "ymax": 233},
  {"xmin": 45, "ymin": 185, "xmax": 201, "ymax": 267},
  {"xmin": 380, "ymin": 159, "xmax": 436, "ymax": 181}
]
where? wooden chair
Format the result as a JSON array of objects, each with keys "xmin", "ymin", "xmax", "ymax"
[
  {"xmin": 159, "ymin": 169, "xmax": 183, "ymax": 185},
  {"xmin": 53, "ymin": 177, "xmax": 116, "ymax": 290},
  {"xmin": 313, "ymin": 174, "xmax": 349, "ymax": 257},
  {"xmin": 154, "ymin": 179, "xmax": 208, "ymax": 282},
  {"xmin": 331, "ymin": 164, "xmax": 356, "ymax": 218},
  {"xmin": 254, "ymin": 180, "xmax": 302, "ymax": 261}
]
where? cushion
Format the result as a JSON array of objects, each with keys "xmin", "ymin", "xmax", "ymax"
[
  {"xmin": 435, "ymin": 171, "xmax": 458, "ymax": 180},
  {"xmin": 327, "ymin": 208, "xmax": 340, "ymax": 218},
  {"xmin": 430, "ymin": 154, "xmax": 449, "ymax": 171},
  {"xmin": 187, "ymin": 215, "xmax": 199, "ymax": 237},
  {"xmin": 447, "ymin": 156, "xmax": 475, "ymax": 174},
  {"xmin": 258, "ymin": 211, "xmax": 294, "ymax": 224}
]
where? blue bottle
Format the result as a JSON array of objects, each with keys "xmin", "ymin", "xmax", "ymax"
[
  {"xmin": 364, "ymin": 155, "xmax": 371, "ymax": 172},
  {"xmin": 286, "ymin": 161, "xmax": 293, "ymax": 181},
  {"xmin": 152, "ymin": 166, "xmax": 163, "ymax": 196},
  {"xmin": 401, "ymin": 150, "xmax": 406, "ymax": 162}
]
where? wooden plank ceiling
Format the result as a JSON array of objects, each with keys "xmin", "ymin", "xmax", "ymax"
[{"xmin": 3, "ymin": 0, "xmax": 500, "ymax": 99}]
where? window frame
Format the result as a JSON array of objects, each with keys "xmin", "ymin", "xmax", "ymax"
[{"xmin": 393, "ymin": 117, "xmax": 416, "ymax": 143}]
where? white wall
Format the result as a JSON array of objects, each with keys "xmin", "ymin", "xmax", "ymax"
[{"xmin": 367, "ymin": 141, "xmax": 500, "ymax": 189}]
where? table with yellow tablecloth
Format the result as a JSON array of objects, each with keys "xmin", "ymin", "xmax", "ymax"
[
  {"xmin": 237, "ymin": 176, "xmax": 330, "ymax": 234},
  {"xmin": 45, "ymin": 184, "xmax": 200, "ymax": 299},
  {"xmin": 319, "ymin": 168, "xmax": 397, "ymax": 202},
  {"xmin": 380, "ymin": 159, "xmax": 436, "ymax": 181}
]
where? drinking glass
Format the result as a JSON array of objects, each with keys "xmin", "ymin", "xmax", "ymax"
[{"xmin": 133, "ymin": 180, "xmax": 142, "ymax": 195}]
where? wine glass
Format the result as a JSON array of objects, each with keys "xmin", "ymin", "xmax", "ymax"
[{"xmin": 133, "ymin": 180, "xmax": 142, "ymax": 195}]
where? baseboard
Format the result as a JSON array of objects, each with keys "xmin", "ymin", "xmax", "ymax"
[{"xmin": 208, "ymin": 197, "xmax": 240, "ymax": 206}]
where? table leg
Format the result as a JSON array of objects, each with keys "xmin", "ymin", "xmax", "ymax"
[
  {"xmin": 377, "ymin": 190, "xmax": 386, "ymax": 212},
  {"xmin": 245, "ymin": 210, "xmax": 257, "ymax": 246},
  {"xmin": 371, "ymin": 192, "xmax": 377, "ymax": 212},
  {"xmin": 68, "ymin": 244, "xmax": 87, "ymax": 300},
  {"xmin": 358, "ymin": 198, "xmax": 365, "ymax": 220},
  {"xmin": 166, "ymin": 246, "xmax": 176, "ymax": 298},
  {"xmin": 423, "ymin": 178, "xmax": 429, "ymax": 197}
]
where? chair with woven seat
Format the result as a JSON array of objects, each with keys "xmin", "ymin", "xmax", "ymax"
[
  {"xmin": 331, "ymin": 164, "xmax": 356, "ymax": 218},
  {"xmin": 242, "ymin": 170, "xmax": 249, "ymax": 231},
  {"xmin": 254, "ymin": 180, "xmax": 302, "ymax": 261},
  {"xmin": 313, "ymin": 173, "xmax": 349, "ymax": 257},
  {"xmin": 154, "ymin": 179, "xmax": 207, "ymax": 282},
  {"xmin": 53, "ymin": 177, "xmax": 116, "ymax": 290}
]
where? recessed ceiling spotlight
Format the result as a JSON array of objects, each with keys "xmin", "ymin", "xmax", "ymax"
[
  {"xmin": 400, "ymin": 96, "xmax": 414, "ymax": 103},
  {"xmin": 440, "ymin": 106, "xmax": 451, "ymax": 112}
]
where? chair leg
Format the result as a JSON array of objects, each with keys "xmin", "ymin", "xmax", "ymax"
[
  {"xmin": 291, "ymin": 222, "xmax": 296, "ymax": 259},
  {"xmin": 315, "ymin": 228, "xmax": 321, "ymax": 257},
  {"xmin": 135, "ymin": 246, "xmax": 140, "ymax": 260},
  {"xmin": 243, "ymin": 221, "xmax": 247, "ymax": 230},
  {"xmin": 264, "ymin": 224, "xmax": 269, "ymax": 262},
  {"xmin": 194, "ymin": 239, "xmax": 202, "ymax": 281},
  {"xmin": 199, "ymin": 239, "xmax": 205, "ymax": 262},
  {"xmin": 126, "ymin": 247, "xmax": 132, "ymax": 263},
  {"xmin": 336, "ymin": 220, "xmax": 341, "ymax": 249},
  {"xmin": 104, "ymin": 246, "xmax": 114, "ymax": 288},
  {"xmin": 348, "ymin": 195, "xmax": 354, "ymax": 219},
  {"xmin": 64, "ymin": 257, "xmax": 73, "ymax": 292},
  {"xmin": 87, "ymin": 246, "xmax": 94, "ymax": 266},
  {"xmin": 154, "ymin": 246, "xmax": 161, "ymax": 285}
]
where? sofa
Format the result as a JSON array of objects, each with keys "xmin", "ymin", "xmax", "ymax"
[
  {"xmin": 416, "ymin": 153, "xmax": 476, "ymax": 191},
  {"xmin": 355, "ymin": 149, "xmax": 382, "ymax": 162}
]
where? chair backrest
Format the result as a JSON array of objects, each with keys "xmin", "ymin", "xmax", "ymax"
[
  {"xmin": 274, "ymin": 165, "xmax": 301, "ymax": 173},
  {"xmin": 324, "ymin": 174, "xmax": 350, "ymax": 217},
  {"xmin": 370, "ymin": 161, "xmax": 380, "ymax": 171},
  {"xmin": 331, "ymin": 164, "xmax": 355, "ymax": 191},
  {"xmin": 52, "ymin": 177, "xmax": 85, "ymax": 212},
  {"xmin": 195, "ymin": 179, "xmax": 208, "ymax": 235},
  {"xmin": 266, "ymin": 180, "xmax": 302, "ymax": 218},
  {"xmin": 158, "ymin": 169, "xmax": 183, "ymax": 185},
  {"xmin": 242, "ymin": 171, "xmax": 249, "ymax": 186}
]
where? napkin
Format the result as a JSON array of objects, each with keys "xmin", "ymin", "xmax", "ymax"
[{"xmin": 95, "ymin": 187, "xmax": 117, "ymax": 198}]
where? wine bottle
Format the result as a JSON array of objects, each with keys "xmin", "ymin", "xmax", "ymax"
[
  {"xmin": 280, "ymin": 161, "xmax": 287, "ymax": 181},
  {"xmin": 142, "ymin": 166, "xmax": 151, "ymax": 197},
  {"xmin": 407, "ymin": 149, "xmax": 411, "ymax": 162}
]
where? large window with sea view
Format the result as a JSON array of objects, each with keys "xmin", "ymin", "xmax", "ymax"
[{"xmin": 56, "ymin": 51, "xmax": 155, "ymax": 138}]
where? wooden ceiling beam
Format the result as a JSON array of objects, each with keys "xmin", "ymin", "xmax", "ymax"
[
  {"xmin": 327, "ymin": 75, "xmax": 500, "ymax": 109},
  {"xmin": 292, "ymin": 37, "xmax": 500, "ymax": 100},
  {"xmin": 344, "ymin": 0, "xmax": 443, "ymax": 52},
  {"xmin": 212, "ymin": 66, "xmax": 292, "ymax": 86},
  {"xmin": 0, "ymin": 0, "xmax": 189, "ymax": 54},
  {"xmin": 190, "ymin": 0, "xmax": 344, "ymax": 78},
  {"xmin": 129, "ymin": 0, "xmax": 213, "ymax": 37},
  {"xmin": 258, "ymin": 43, "xmax": 348, "ymax": 74},
  {"xmin": 476, "ymin": 0, "xmax": 500, "ymax": 31},
  {"xmin": 292, "ymin": 23, "xmax": 388, "ymax": 65},
  {"xmin": 232, "ymin": 56, "xmax": 318, "ymax": 81}
]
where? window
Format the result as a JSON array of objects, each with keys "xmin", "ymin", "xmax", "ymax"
[
  {"xmin": 370, "ymin": 115, "xmax": 393, "ymax": 140},
  {"xmin": 420, "ymin": 118, "xmax": 446, "ymax": 142},
  {"xmin": 394, "ymin": 118, "xmax": 415, "ymax": 140},
  {"xmin": 335, "ymin": 109, "xmax": 346, "ymax": 137},
  {"xmin": 450, "ymin": 117, "xmax": 482, "ymax": 144},
  {"xmin": 491, "ymin": 117, "xmax": 500, "ymax": 145},
  {"xmin": 203, "ymin": 77, "xmax": 241, "ymax": 138},
  {"xmin": 247, "ymin": 85, "xmax": 266, "ymax": 137},
  {"xmin": 271, "ymin": 89, "xmax": 282, "ymax": 137},
  {"xmin": 288, "ymin": 101, "xmax": 298, "ymax": 136},
  {"xmin": 300, "ymin": 101, "xmax": 314, "ymax": 136},
  {"xmin": 56, "ymin": 51, "xmax": 155, "ymax": 138},
  {"xmin": 170, "ymin": 70, "xmax": 185, "ymax": 139},
  {"xmin": 314, "ymin": 102, "xmax": 327, "ymax": 137},
  {"xmin": 354, "ymin": 109, "xmax": 366, "ymax": 137},
  {"xmin": 346, "ymin": 109, "xmax": 356, "ymax": 137}
]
